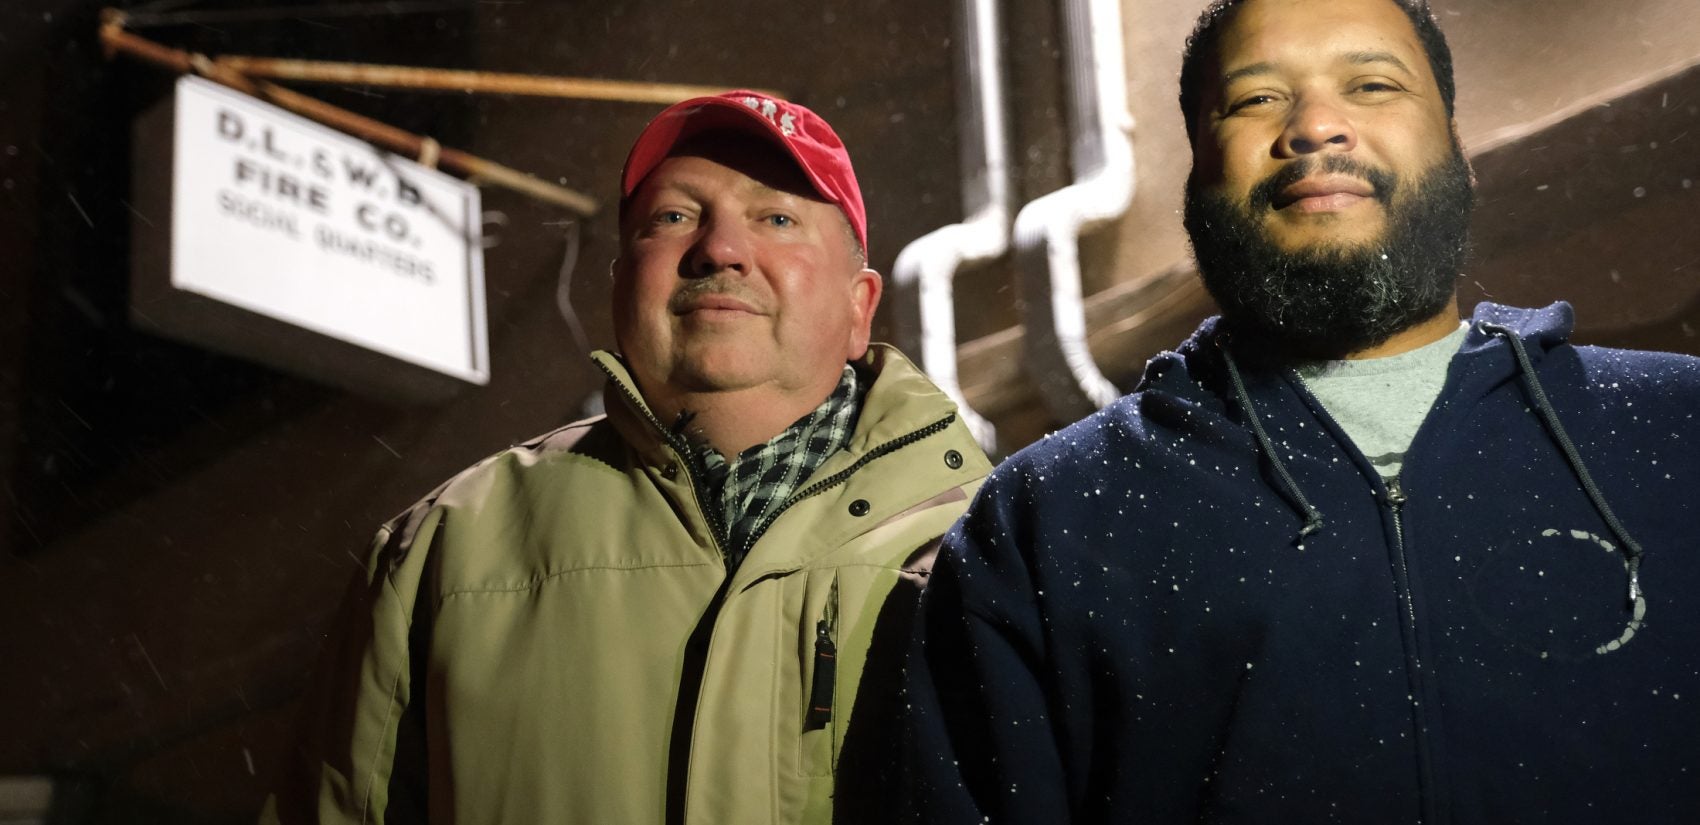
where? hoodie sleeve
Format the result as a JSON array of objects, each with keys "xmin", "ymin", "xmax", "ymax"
[
  {"xmin": 875, "ymin": 464, "xmax": 1078, "ymax": 824},
  {"xmin": 259, "ymin": 503, "xmax": 441, "ymax": 825}
]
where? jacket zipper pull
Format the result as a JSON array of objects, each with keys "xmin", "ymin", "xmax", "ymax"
[
  {"xmin": 804, "ymin": 618, "xmax": 837, "ymax": 731},
  {"xmin": 1386, "ymin": 476, "xmax": 1407, "ymax": 510}
]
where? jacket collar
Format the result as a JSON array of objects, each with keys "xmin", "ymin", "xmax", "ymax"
[
  {"xmin": 590, "ymin": 344, "xmax": 982, "ymax": 587},
  {"xmin": 590, "ymin": 351, "xmax": 678, "ymax": 468},
  {"xmin": 591, "ymin": 344, "xmax": 961, "ymax": 451},
  {"xmin": 844, "ymin": 344, "xmax": 961, "ymax": 452},
  {"xmin": 590, "ymin": 345, "xmax": 984, "ymax": 580},
  {"xmin": 729, "ymin": 344, "xmax": 984, "ymax": 589}
]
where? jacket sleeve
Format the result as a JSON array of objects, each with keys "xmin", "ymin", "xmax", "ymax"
[
  {"xmin": 842, "ymin": 467, "xmax": 1077, "ymax": 824},
  {"xmin": 260, "ymin": 503, "xmax": 443, "ymax": 825}
]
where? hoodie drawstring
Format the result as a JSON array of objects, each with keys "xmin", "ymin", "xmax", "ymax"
[
  {"xmin": 1478, "ymin": 321, "xmax": 1646, "ymax": 609},
  {"xmin": 1219, "ymin": 342, "xmax": 1324, "ymax": 545}
]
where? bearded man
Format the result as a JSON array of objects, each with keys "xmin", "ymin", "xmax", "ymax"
[{"xmin": 850, "ymin": 0, "xmax": 1700, "ymax": 822}]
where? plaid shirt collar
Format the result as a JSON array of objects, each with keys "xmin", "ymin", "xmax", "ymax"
[{"xmin": 693, "ymin": 364, "xmax": 864, "ymax": 571}]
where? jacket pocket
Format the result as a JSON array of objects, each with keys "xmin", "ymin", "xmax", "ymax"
[{"xmin": 797, "ymin": 571, "xmax": 839, "ymax": 777}]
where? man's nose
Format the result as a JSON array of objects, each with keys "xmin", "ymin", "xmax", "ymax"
[
  {"xmin": 1277, "ymin": 97, "xmax": 1357, "ymax": 157},
  {"xmin": 686, "ymin": 217, "xmax": 750, "ymax": 279}
]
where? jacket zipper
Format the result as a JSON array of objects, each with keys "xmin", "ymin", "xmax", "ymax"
[
  {"xmin": 1386, "ymin": 474, "xmax": 1438, "ymax": 825},
  {"xmin": 804, "ymin": 577, "xmax": 840, "ymax": 730},
  {"xmin": 1292, "ymin": 366, "xmax": 1442, "ymax": 822},
  {"xmin": 597, "ymin": 366, "xmax": 737, "ymax": 825},
  {"xmin": 1387, "ymin": 476, "xmax": 1416, "ymax": 632}
]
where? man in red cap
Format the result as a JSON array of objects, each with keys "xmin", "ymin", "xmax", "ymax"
[{"xmin": 262, "ymin": 91, "xmax": 991, "ymax": 825}]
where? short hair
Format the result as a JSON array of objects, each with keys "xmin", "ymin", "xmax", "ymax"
[{"xmin": 1177, "ymin": 0, "xmax": 1456, "ymax": 144}]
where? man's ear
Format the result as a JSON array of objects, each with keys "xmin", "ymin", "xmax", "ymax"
[{"xmin": 847, "ymin": 268, "xmax": 884, "ymax": 359}]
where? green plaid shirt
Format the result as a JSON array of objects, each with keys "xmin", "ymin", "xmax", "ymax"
[{"xmin": 694, "ymin": 365, "xmax": 863, "ymax": 572}]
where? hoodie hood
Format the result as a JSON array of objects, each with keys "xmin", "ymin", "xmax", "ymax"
[
  {"xmin": 1141, "ymin": 301, "xmax": 1576, "ymax": 396},
  {"xmin": 1459, "ymin": 301, "xmax": 1574, "ymax": 358}
]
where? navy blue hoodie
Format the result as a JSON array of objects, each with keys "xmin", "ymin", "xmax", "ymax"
[{"xmin": 859, "ymin": 303, "xmax": 1700, "ymax": 824}]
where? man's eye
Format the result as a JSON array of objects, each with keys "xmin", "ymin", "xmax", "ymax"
[
  {"xmin": 765, "ymin": 214, "xmax": 795, "ymax": 228},
  {"xmin": 1228, "ymin": 94, "xmax": 1276, "ymax": 113},
  {"xmin": 1354, "ymin": 81, "xmax": 1401, "ymax": 94},
  {"xmin": 655, "ymin": 210, "xmax": 687, "ymax": 225}
]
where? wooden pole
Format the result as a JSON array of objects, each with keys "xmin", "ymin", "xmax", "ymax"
[
  {"xmin": 213, "ymin": 56, "xmax": 783, "ymax": 105},
  {"xmin": 98, "ymin": 10, "xmax": 600, "ymax": 216}
]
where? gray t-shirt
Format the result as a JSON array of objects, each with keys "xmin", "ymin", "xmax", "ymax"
[{"xmin": 1297, "ymin": 323, "xmax": 1469, "ymax": 480}]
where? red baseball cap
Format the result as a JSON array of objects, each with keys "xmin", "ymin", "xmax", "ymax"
[{"xmin": 620, "ymin": 90, "xmax": 869, "ymax": 255}]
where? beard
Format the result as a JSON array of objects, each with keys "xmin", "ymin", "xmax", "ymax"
[{"xmin": 1183, "ymin": 145, "xmax": 1476, "ymax": 362}]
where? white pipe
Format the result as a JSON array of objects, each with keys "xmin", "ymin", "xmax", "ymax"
[
  {"xmin": 1013, "ymin": 0, "xmax": 1136, "ymax": 422},
  {"xmin": 890, "ymin": 0, "xmax": 1011, "ymax": 452}
]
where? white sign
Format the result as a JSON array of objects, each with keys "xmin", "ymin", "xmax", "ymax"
[{"xmin": 165, "ymin": 75, "xmax": 487, "ymax": 386}]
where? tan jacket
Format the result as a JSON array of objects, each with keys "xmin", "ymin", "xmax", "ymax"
[{"xmin": 262, "ymin": 344, "xmax": 992, "ymax": 824}]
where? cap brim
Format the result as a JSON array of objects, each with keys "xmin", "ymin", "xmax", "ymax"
[{"xmin": 621, "ymin": 96, "xmax": 827, "ymax": 205}]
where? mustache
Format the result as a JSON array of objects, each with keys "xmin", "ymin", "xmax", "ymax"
[
  {"xmin": 667, "ymin": 278, "xmax": 762, "ymax": 314},
  {"xmin": 1249, "ymin": 154, "xmax": 1397, "ymax": 210}
]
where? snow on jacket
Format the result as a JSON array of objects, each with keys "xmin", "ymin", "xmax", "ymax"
[
  {"xmin": 861, "ymin": 303, "xmax": 1700, "ymax": 824},
  {"xmin": 261, "ymin": 344, "xmax": 992, "ymax": 825}
]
